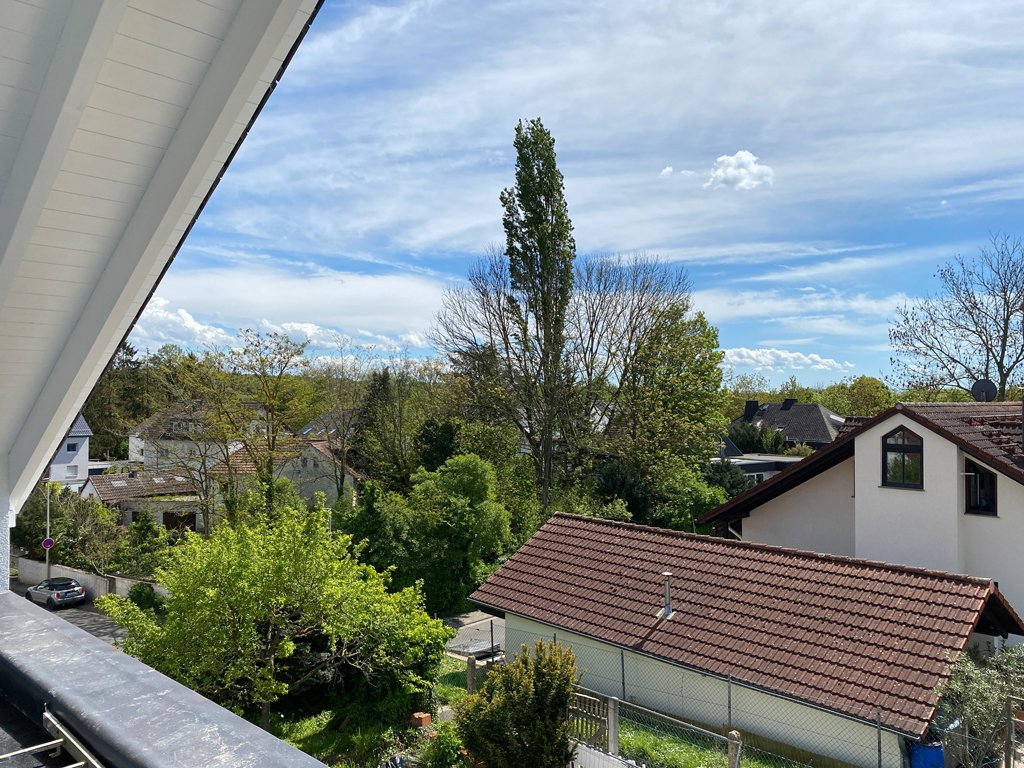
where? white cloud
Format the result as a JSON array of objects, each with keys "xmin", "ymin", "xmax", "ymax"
[
  {"xmin": 660, "ymin": 166, "xmax": 674, "ymax": 176},
  {"xmin": 723, "ymin": 347, "xmax": 855, "ymax": 372},
  {"xmin": 704, "ymin": 150, "xmax": 775, "ymax": 191},
  {"xmin": 692, "ymin": 287, "xmax": 907, "ymax": 328},
  {"xmin": 133, "ymin": 298, "xmax": 235, "ymax": 350},
  {"xmin": 400, "ymin": 332, "xmax": 430, "ymax": 347},
  {"xmin": 131, "ymin": 259, "xmax": 447, "ymax": 355}
]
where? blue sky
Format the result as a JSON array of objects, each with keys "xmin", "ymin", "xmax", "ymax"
[{"xmin": 130, "ymin": 0, "xmax": 1024, "ymax": 387}]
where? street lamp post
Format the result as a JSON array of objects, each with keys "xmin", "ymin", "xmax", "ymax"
[{"xmin": 45, "ymin": 480, "xmax": 51, "ymax": 580}]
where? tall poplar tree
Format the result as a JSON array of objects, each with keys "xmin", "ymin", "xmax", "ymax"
[{"xmin": 499, "ymin": 118, "xmax": 575, "ymax": 508}]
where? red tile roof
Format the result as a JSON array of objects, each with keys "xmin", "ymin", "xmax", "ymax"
[
  {"xmin": 471, "ymin": 514, "xmax": 1024, "ymax": 737},
  {"xmin": 702, "ymin": 401, "xmax": 1024, "ymax": 526}
]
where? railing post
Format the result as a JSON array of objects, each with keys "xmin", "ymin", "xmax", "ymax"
[
  {"xmin": 877, "ymin": 706, "xmax": 882, "ymax": 768},
  {"xmin": 1006, "ymin": 698, "xmax": 1014, "ymax": 768},
  {"xmin": 728, "ymin": 729, "xmax": 742, "ymax": 768},
  {"xmin": 466, "ymin": 656, "xmax": 476, "ymax": 693},
  {"xmin": 608, "ymin": 697, "xmax": 619, "ymax": 757}
]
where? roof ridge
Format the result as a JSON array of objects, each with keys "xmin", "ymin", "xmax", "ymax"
[{"xmin": 552, "ymin": 513, "xmax": 994, "ymax": 587}]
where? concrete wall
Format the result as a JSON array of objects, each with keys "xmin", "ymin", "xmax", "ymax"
[
  {"xmin": 854, "ymin": 416, "xmax": 962, "ymax": 572},
  {"xmin": 507, "ymin": 615, "xmax": 904, "ymax": 768},
  {"xmin": 742, "ymin": 458, "xmax": 856, "ymax": 555},
  {"xmin": 17, "ymin": 558, "xmax": 167, "ymax": 599}
]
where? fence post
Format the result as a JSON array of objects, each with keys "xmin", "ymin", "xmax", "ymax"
[
  {"xmin": 876, "ymin": 706, "xmax": 882, "ymax": 768},
  {"xmin": 1006, "ymin": 698, "xmax": 1014, "ymax": 768},
  {"xmin": 727, "ymin": 675, "xmax": 733, "ymax": 729},
  {"xmin": 728, "ymin": 730, "xmax": 742, "ymax": 768},
  {"xmin": 620, "ymin": 649, "xmax": 626, "ymax": 701},
  {"xmin": 467, "ymin": 656, "xmax": 476, "ymax": 693},
  {"xmin": 608, "ymin": 697, "xmax": 619, "ymax": 757}
]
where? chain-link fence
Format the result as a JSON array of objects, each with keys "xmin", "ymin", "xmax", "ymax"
[{"xmin": 506, "ymin": 623, "xmax": 906, "ymax": 768}]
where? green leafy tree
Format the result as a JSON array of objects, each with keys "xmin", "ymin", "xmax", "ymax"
[
  {"xmin": 115, "ymin": 510, "xmax": 170, "ymax": 577},
  {"xmin": 500, "ymin": 118, "xmax": 576, "ymax": 510},
  {"xmin": 704, "ymin": 459, "xmax": 755, "ymax": 499},
  {"xmin": 348, "ymin": 455, "xmax": 511, "ymax": 614},
  {"xmin": 937, "ymin": 646, "xmax": 1024, "ymax": 768},
  {"xmin": 84, "ymin": 342, "xmax": 153, "ymax": 459},
  {"xmin": 97, "ymin": 505, "xmax": 452, "ymax": 730},
  {"xmin": 784, "ymin": 442, "xmax": 814, "ymax": 457},
  {"xmin": 456, "ymin": 640, "xmax": 579, "ymax": 768}
]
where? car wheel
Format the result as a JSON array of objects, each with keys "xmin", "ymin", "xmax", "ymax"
[
  {"xmin": 46, "ymin": 598, "xmax": 56, "ymax": 610},
  {"xmin": 24, "ymin": 592, "xmax": 31, "ymax": 600}
]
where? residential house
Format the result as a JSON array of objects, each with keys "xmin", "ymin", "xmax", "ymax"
[
  {"xmin": 210, "ymin": 438, "xmax": 356, "ymax": 508},
  {"xmin": 714, "ymin": 436, "xmax": 804, "ymax": 484},
  {"xmin": 732, "ymin": 398, "xmax": 846, "ymax": 449},
  {"xmin": 82, "ymin": 471, "xmax": 200, "ymax": 530},
  {"xmin": 46, "ymin": 413, "xmax": 92, "ymax": 491},
  {"xmin": 701, "ymin": 401, "xmax": 1024, "ymax": 622},
  {"xmin": 472, "ymin": 514, "xmax": 1024, "ymax": 768},
  {"xmin": 128, "ymin": 401, "xmax": 243, "ymax": 471}
]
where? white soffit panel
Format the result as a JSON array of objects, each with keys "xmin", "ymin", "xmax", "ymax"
[{"xmin": 0, "ymin": 0, "xmax": 322, "ymax": 522}]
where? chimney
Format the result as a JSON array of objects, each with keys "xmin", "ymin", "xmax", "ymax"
[
  {"xmin": 781, "ymin": 398, "xmax": 797, "ymax": 411},
  {"xmin": 658, "ymin": 571, "xmax": 674, "ymax": 619},
  {"xmin": 743, "ymin": 400, "xmax": 759, "ymax": 422}
]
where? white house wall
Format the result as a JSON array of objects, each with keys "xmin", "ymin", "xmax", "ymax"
[
  {"xmin": 741, "ymin": 459, "xmax": 855, "ymax": 555},
  {"xmin": 958, "ymin": 453, "xmax": 1024, "ymax": 614},
  {"xmin": 853, "ymin": 416, "xmax": 962, "ymax": 573},
  {"xmin": 505, "ymin": 615, "xmax": 903, "ymax": 768}
]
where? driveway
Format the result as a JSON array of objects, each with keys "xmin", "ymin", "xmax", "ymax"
[
  {"xmin": 8, "ymin": 578, "xmax": 126, "ymax": 645},
  {"xmin": 444, "ymin": 610, "xmax": 504, "ymax": 659}
]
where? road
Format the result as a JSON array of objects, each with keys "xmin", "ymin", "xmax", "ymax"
[{"xmin": 8, "ymin": 578, "xmax": 125, "ymax": 644}]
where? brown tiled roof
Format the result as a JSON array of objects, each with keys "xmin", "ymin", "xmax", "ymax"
[
  {"xmin": 702, "ymin": 401, "xmax": 1024, "ymax": 526},
  {"xmin": 472, "ymin": 514, "xmax": 1024, "ymax": 737},
  {"xmin": 208, "ymin": 438, "xmax": 343, "ymax": 476},
  {"xmin": 86, "ymin": 471, "xmax": 195, "ymax": 503}
]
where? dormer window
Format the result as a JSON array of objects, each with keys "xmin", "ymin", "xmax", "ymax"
[
  {"xmin": 882, "ymin": 427, "xmax": 923, "ymax": 489},
  {"xmin": 965, "ymin": 459, "xmax": 997, "ymax": 516},
  {"xmin": 67, "ymin": 442, "xmax": 78, "ymax": 453}
]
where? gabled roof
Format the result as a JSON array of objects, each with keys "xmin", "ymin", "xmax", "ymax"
[
  {"xmin": 472, "ymin": 514, "xmax": 1024, "ymax": 738},
  {"xmin": 66, "ymin": 413, "xmax": 92, "ymax": 439},
  {"xmin": 299, "ymin": 408, "xmax": 357, "ymax": 438},
  {"xmin": 733, "ymin": 401, "xmax": 845, "ymax": 445},
  {"xmin": 702, "ymin": 401, "xmax": 1024, "ymax": 526},
  {"xmin": 208, "ymin": 438, "xmax": 344, "ymax": 476},
  {"xmin": 86, "ymin": 471, "xmax": 194, "ymax": 504}
]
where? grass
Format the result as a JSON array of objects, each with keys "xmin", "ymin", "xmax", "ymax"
[
  {"xmin": 619, "ymin": 719, "xmax": 792, "ymax": 768},
  {"xmin": 619, "ymin": 719, "xmax": 729, "ymax": 768},
  {"xmin": 433, "ymin": 654, "xmax": 472, "ymax": 708},
  {"xmin": 271, "ymin": 705, "xmax": 411, "ymax": 768}
]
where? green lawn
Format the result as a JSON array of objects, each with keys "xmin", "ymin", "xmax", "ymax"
[
  {"xmin": 619, "ymin": 719, "xmax": 796, "ymax": 768},
  {"xmin": 433, "ymin": 654, "xmax": 472, "ymax": 708}
]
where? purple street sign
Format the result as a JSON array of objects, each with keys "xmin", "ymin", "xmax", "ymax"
[{"xmin": 41, "ymin": 538, "xmax": 54, "ymax": 550}]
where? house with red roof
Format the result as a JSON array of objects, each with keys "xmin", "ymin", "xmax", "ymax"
[
  {"xmin": 701, "ymin": 401, "xmax": 1024, "ymax": 630},
  {"xmin": 472, "ymin": 514, "xmax": 1024, "ymax": 768}
]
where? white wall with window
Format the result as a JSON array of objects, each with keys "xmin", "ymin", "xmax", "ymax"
[
  {"xmin": 47, "ymin": 433, "xmax": 90, "ymax": 491},
  {"xmin": 854, "ymin": 416, "xmax": 961, "ymax": 573}
]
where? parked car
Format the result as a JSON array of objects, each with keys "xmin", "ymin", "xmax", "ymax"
[{"xmin": 25, "ymin": 578, "xmax": 87, "ymax": 609}]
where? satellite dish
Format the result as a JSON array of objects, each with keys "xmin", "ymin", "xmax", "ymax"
[{"xmin": 971, "ymin": 379, "xmax": 997, "ymax": 402}]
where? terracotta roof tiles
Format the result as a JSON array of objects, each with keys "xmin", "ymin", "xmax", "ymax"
[{"xmin": 472, "ymin": 514, "xmax": 1024, "ymax": 738}]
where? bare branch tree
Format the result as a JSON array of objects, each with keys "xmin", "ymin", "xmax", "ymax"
[{"xmin": 889, "ymin": 234, "xmax": 1024, "ymax": 399}]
